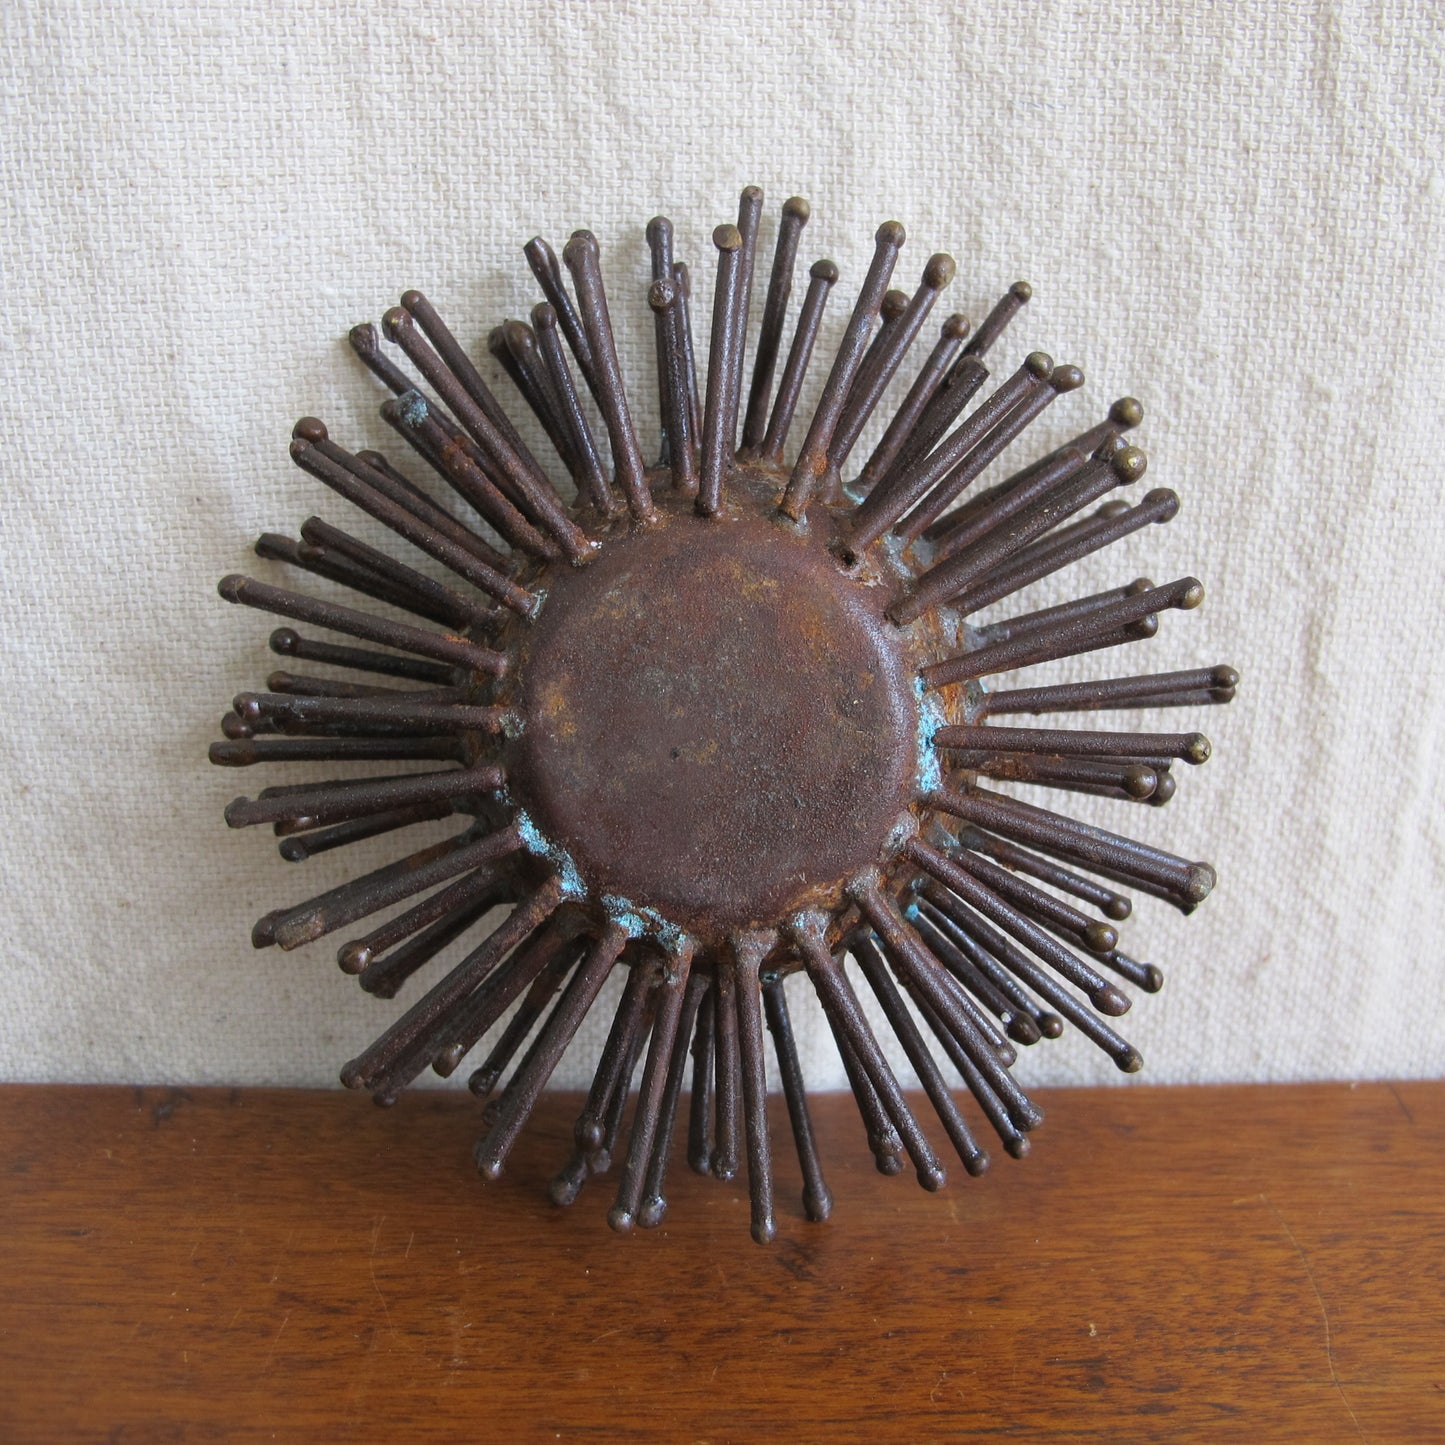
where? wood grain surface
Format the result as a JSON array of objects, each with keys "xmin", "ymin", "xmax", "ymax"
[{"xmin": 1, "ymin": 1081, "xmax": 1440, "ymax": 1442}]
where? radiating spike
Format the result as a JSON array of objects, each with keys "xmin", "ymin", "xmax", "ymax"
[
  {"xmin": 882, "ymin": 354, "xmax": 990, "ymax": 488},
  {"xmin": 895, "ymin": 433, "xmax": 1132, "ymax": 621},
  {"xmin": 946, "ymin": 846, "xmax": 1120, "ymax": 956},
  {"xmin": 963, "ymin": 279, "xmax": 1032, "ymax": 357},
  {"xmin": 225, "ymin": 763, "xmax": 501, "ymax": 832},
  {"xmin": 687, "ymin": 982, "xmax": 716, "ymax": 1176},
  {"xmin": 225, "ymin": 713, "xmax": 440, "ymax": 742},
  {"xmin": 361, "ymin": 338, "xmax": 527, "ymax": 513},
  {"xmin": 851, "ymin": 935, "xmax": 989, "ymax": 1176},
  {"xmin": 761, "ymin": 976, "xmax": 833, "ymax": 1221},
  {"xmin": 898, "ymin": 361, "xmax": 1085, "ymax": 541},
  {"xmin": 340, "ymin": 856, "xmax": 515, "ymax": 977},
  {"xmin": 850, "ymin": 874, "xmax": 1042, "ymax": 1131},
  {"xmin": 475, "ymin": 922, "xmax": 628, "ymax": 1180},
  {"xmin": 854, "ymin": 313, "xmax": 971, "ymax": 494},
  {"xmin": 561, "ymin": 231, "xmax": 654, "ymax": 523},
  {"xmin": 453, "ymin": 929, "xmax": 584, "ymax": 1086},
  {"xmin": 1097, "ymin": 948, "xmax": 1164, "ymax": 993},
  {"xmin": 956, "ymin": 828, "xmax": 1132, "ymax": 920},
  {"xmin": 732, "ymin": 933, "xmax": 777, "ymax": 1244},
  {"xmin": 548, "ymin": 1150, "xmax": 593, "ymax": 1207},
  {"xmin": 591, "ymin": 979, "xmax": 657, "ymax": 1175},
  {"xmin": 710, "ymin": 953, "xmax": 742, "ymax": 1180},
  {"xmin": 261, "ymin": 824, "xmax": 525, "ymax": 952},
  {"xmin": 953, "ymin": 488, "xmax": 1179, "ymax": 618},
  {"xmin": 267, "ymin": 628, "xmax": 455, "ymax": 686},
  {"xmin": 377, "ymin": 393, "xmax": 550, "ymax": 551},
  {"xmin": 732, "ymin": 187, "xmax": 765, "ymax": 307},
  {"xmin": 218, "ymin": 574, "xmax": 508, "ymax": 676},
  {"xmin": 741, "ymin": 196, "xmax": 811, "ymax": 456},
  {"xmin": 848, "ymin": 353, "xmax": 1051, "ymax": 554},
  {"xmin": 645, "ymin": 216, "xmax": 681, "ymax": 462},
  {"xmin": 358, "ymin": 884, "xmax": 510, "ymax": 1000},
  {"xmin": 925, "ymin": 398, "xmax": 1142, "ymax": 545},
  {"xmin": 259, "ymin": 769, "xmax": 459, "ymax": 802},
  {"xmin": 699, "ymin": 223, "xmax": 747, "ymax": 517},
  {"xmin": 760, "ymin": 259, "xmax": 838, "ymax": 465},
  {"xmin": 893, "ymin": 440, "xmax": 1144, "ymax": 624},
  {"xmin": 920, "ymin": 884, "xmax": 1141, "ymax": 1071},
  {"xmin": 360, "ymin": 445, "xmax": 455, "ymax": 511},
  {"xmin": 844, "ymin": 287, "xmax": 908, "ymax": 410},
  {"xmin": 489, "ymin": 320, "xmax": 581, "ymax": 478},
  {"xmin": 288, "ymin": 435, "xmax": 540, "ymax": 615},
  {"xmin": 790, "ymin": 913, "xmax": 945, "ymax": 1190},
  {"xmin": 879, "ymin": 280, "xmax": 1028, "ymax": 484},
  {"xmin": 908, "ymin": 905, "xmax": 1042, "ymax": 1045},
  {"xmin": 347, "ymin": 324, "xmax": 504, "ymax": 504},
  {"xmin": 928, "ymin": 784, "xmax": 1215, "ymax": 909},
  {"xmin": 253, "ymin": 529, "xmax": 454, "ymax": 626},
  {"xmin": 637, "ymin": 966, "xmax": 710, "ymax": 1228},
  {"xmin": 342, "ymin": 877, "xmax": 565, "ymax": 1096},
  {"xmin": 921, "ymin": 574, "xmax": 1202, "ymax": 687},
  {"xmin": 828, "ymin": 254, "xmax": 956, "ymax": 477},
  {"xmin": 277, "ymin": 800, "xmax": 454, "ymax": 862},
  {"xmin": 982, "ymin": 664, "xmax": 1240, "ymax": 717},
  {"xmin": 924, "ymin": 447, "xmax": 1088, "ymax": 564},
  {"xmin": 903, "ymin": 978, "xmax": 1032, "ymax": 1158},
  {"xmin": 231, "ymin": 690, "xmax": 511, "ymax": 736},
  {"xmin": 673, "ymin": 261, "xmax": 702, "ymax": 441},
  {"xmin": 297, "ymin": 516, "xmax": 497, "ymax": 629},
  {"xmin": 383, "ymin": 308, "xmax": 595, "ymax": 559},
  {"xmin": 782, "ymin": 220, "xmax": 907, "ymax": 520},
  {"xmin": 901, "ymin": 839, "xmax": 1129, "ymax": 1015},
  {"xmin": 575, "ymin": 959, "xmax": 657, "ymax": 1153},
  {"xmin": 523, "ymin": 235, "xmax": 598, "ymax": 397},
  {"xmin": 468, "ymin": 942, "xmax": 598, "ymax": 1109},
  {"xmin": 823, "ymin": 1000, "xmax": 905, "ymax": 1175},
  {"xmin": 209, "ymin": 736, "xmax": 463, "ymax": 768},
  {"xmin": 400, "ymin": 289, "xmax": 553, "ymax": 487},
  {"xmin": 956, "ymin": 751, "xmax": 1161, "ymax": 802},
  {"xmin": 611, "ymin": 944, "xmax": 695, "ymax": 1232},
  {"xmin": 530, "ymin": 302, "xmax": 616, "ymax": 516},
  {"xmin": 973, "ymin": 580, "xmax": 1154, "ymax": 647},
  {"xmin": 299, "ymin": 419, "xmax": 502, "ymax": 563},
  {"xmin": 648, "ymin": 277, "xmax": 699, "ymax": 496},
  {"xmin": 314, "ymin": 416, "xmax": 538, "ymax": 572},
  {"xmin": 915, "ymin": 894, "xmax": 1064, "ymax": 1040},
  {"xmin": 937, "ymin": 722, "xmax": 1212, "ymax": 767},
  {"xmin": 699, "ymin": 189, "xmax": 768, "ymax": 511}
]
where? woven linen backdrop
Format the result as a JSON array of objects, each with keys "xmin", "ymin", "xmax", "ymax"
[{"xmin": 0, "ymin": 0, "xmax": 1441, "ymax": 1092}]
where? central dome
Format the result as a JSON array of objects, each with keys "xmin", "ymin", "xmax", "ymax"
[{"xmin": 508, "ymin": 483, "xmax": 919, "ymax": 942}]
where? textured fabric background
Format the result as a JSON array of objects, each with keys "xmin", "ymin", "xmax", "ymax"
[{"xmin": 1, "ymin": 0, "xmax": 1441, "ymax": 1095}]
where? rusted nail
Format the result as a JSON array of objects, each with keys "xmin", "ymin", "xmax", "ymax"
[
  {"xmin": 741, "ymin": 195, "xmax": 810, "ymax": 456},
  {"xmin": 782, "ymin": 220, "xmax": 906, "ymax": 520},
  {"xmin": 760, "ymin": 258, "xmax": 838, "ymax": 465}
]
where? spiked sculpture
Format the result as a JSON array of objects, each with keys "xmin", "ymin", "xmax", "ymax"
[{"xmin": 211, "ymin": 187, "xmax": 1237, "ymax": 1242}]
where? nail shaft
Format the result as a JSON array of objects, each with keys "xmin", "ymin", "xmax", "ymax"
[
  {"xmin": 854, "ymin": 315, "xmax": 971, "ymax": 494},
  {"xmin": 562, "ymin": 232, "xmax": 654, "ymax": 523},
  {"xmin": 476, "ymin": 923, "xmax": 627, "ymax": 1179},
  {"xmin": 218, "ymin": 574, "xmax": 507, "ymax": 675},
  {"xmin": 742, "ymin": 196, "xmax": 810, "ymax": 455},
  {"xmin": 762, "ymin": 977, "xmax": 832, "ymax": 1220},
  {"xmin": 783, "ymin": 221, "xmax": 907, "ymax": 520}
]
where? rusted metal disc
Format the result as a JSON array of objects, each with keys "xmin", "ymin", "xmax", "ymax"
[{"xmin": 508, "ymin": 481, "xmax": 918, "ymax": 941}]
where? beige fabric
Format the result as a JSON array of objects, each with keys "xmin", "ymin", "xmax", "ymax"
[{"xmin": 1, "ymin": 0, "xmax": 1441, "ymax": 1092}]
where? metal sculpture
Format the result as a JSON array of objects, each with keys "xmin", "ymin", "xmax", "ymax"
[{"xmin": 211, "ymin": 187, "xmax": 1237, "ymax": 1242}]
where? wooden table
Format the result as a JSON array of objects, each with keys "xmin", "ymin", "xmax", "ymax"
[{"xmin": 2, "ymin": 1082, "xmax": 1439, "ymax": 1441}]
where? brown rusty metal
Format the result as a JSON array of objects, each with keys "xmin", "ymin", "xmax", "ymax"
[{"xmin": 208, "ymin": 185, "xmax": 1237, "ymax": 1240}]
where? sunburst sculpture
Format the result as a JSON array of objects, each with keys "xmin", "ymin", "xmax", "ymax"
[{"xmin": 212, "ymin": 187, "xmax": 1236, "ymax": 1242}]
